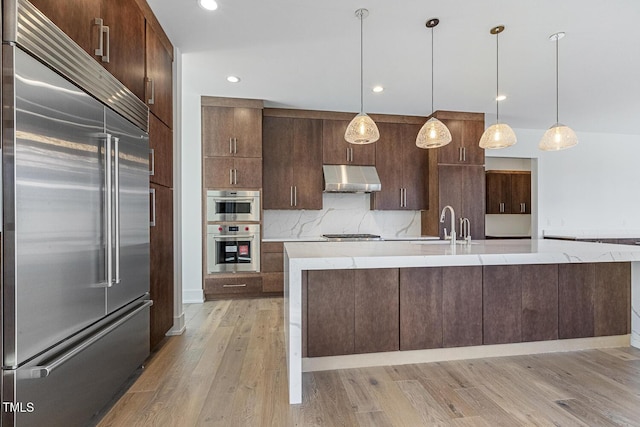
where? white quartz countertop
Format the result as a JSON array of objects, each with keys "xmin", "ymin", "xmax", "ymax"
[
  {"xmin": 263, "ymin": 235, "xmax": 439, "ymax": 243},
  {"xmin": 284, "ymin": 239, "xmax": 640, "ymax": 269},
  {"xmin": 544, "ymin": 229, "xmax": 640, "ymax": 239}
]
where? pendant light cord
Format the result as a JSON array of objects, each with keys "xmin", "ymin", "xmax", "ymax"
[
  {"xmin": 555, "ymin": 36, "xmax": 559, "ymax": 124},
  {"xmin": 360, "ymin": 12, "xmax": 364, "ymax": 114},
  {"xmin": 496, "ymin": 30, "xmax": 500, "ymax": 123},
  {"xmin": 431, "ymin": 26, "xmax": 434, "ymax": 114}
]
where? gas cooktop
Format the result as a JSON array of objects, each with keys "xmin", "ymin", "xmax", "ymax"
[{"xmin": 322, "ymin": 233, "xmax": 383, "ymax": 242}]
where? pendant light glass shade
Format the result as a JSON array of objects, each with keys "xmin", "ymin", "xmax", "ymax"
[
  {"xmin": 416, "ymin": 18, "xmax": 451, "ymax": 149},
  {"xmin": 539, "ymin": 123, "xmax": 578, "ymax": 151},
  {"xmin": 416, "ymin": 117, "xmax": 452, "ymax": 148},
  {"xmin": 345, "ymin": 113, "xmax": 380, "ymax": 144},
  {"xmin": 480, "ymin": 25, "xmax": 516, "ymax": 150},
  {"xmin": 539, "ymin": 32, "xmax": 578, "ymax": 151},
  {"xmin": 479, "ymin": 123, "xmax": 517, "ymax": 149},
  {"xmin": 345, "ymin": 9, "xmax": 379, "ymax": 145}
]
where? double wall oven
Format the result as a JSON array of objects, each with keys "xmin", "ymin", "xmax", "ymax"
[{"xmin": 206, "ymin": 190, "xmax": 261, "ymax": 273}]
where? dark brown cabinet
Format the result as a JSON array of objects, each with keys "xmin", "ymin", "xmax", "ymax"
[
  {"xmin": 30, "ymin": 0, "xmax": 146, "ymax": 101},
  {"xmin": 150, "ymin": 183, "xmax": 174, "ymax": 349},
  {"xmin": 559, "ymin": 263, "xmax": 595, "ymax": 339},
  {"xmin": 521, "ymin": 264, "xmax": 559, "ymax": 342},
  {"xmin": 442, "ymin": 266, "xmax": 483, "ymax": 347},
  {"xmin": 306, "ymin": 268, "xmax": 399, "ymax": 357},
  {"xmin": 371, "ymin": 123, "xmax": 429, "ymax": 210},
  {"xmin": 261, "ymin": 242, "xmax": 284, "ymax": 293},
  {"xmin": 594, "ymin": 263, "xmax": 631, "ymax": 336},
  {"xmin": 483, "ymin": 265, "xmax": 522, "ymax": 344},
  {"xmin": 438, "ymin": 165, "xmax": 485, "ymax": 239},
  {"xmin": 202, "ymin": 106, "xmax": 262, "ymax": 158},
  {"xmin": 203, "ymin": 157, "xmax": 262, "ymax": 189},
  {"xmin": 149, "ymin": 113, "xmax": 173, "ymax": 188},
  {"xmin": 400, "ymin": 268, "xmax": 443, "ymax": 350},
  {"xmin": 145, "ymin": 22, "xmax": 173, "ymax": 127},
  {"xmin": 486, "ymin": 171, "xmax": 531, "ymax": 214},
  {"xmin": 433, "ymin": 111, "xmax": 485, "ymax": 165},
  {"xmin": 262, "ymin": 116, "xmax": 323, "ymax": 210},
  {"xmin": 322, "ymin": 119, "xmax": 375, "ymax": 166}
]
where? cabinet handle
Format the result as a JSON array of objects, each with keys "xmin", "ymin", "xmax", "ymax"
[
  {"xmin": 458, "ymin": 147, "xmax": 462, "ymax": 162},
  {"xmin": 149, "ymin": 148, "xmax": 155, "ymax": 176},
  {"xmin": 350, "ymin": 147, "xmax": 354, "ymax": 162},
  {"xmin": 149, "ymin": 188, "xmax": 156, "ymax": 227},
  {"xmin": 101, "ymin": 23, "xmax": 110, "ymax": 63},
  {"xmin": 521, "ymin": 202, "xmax": 526, "ymax": 213},
  {"xmin": 234, "ymin": 138, "xmax": 238, "ymax": 154},
  {"xmin": 403, "ymin": 188, "xmax": 407, "ymax": 207},
  {"xmin": 145, "ymin": 77, "xmax": 155, "ymax": 105},
  {"xmin": 229, "ymin": 138, "xmax": 233, "ymax": 154},
  {"xmin": 222, "ymin": 283, "xmax": 247, "ymax": 288},
  {"xmin": 499, "ymin": 202, "xmax": 504, "ymax": 213},
  {"xmin": 462, "ymin": 147, "xmax": 466, "ymax": 162},
  {"xmin": 234, "ymin": 168, "xmax": 238, "ymax": 185},
  {"xmin": 94, "ymin": 18, "xmax": 105, "ymax": 57},
  {"xmin": 346, "ymin": 148, "xmax": 350, "ymax": 163},
  {"xmin": 229, "ymin": 169, "xmax": 233, "ymax": 185},
  {"xmin": 294, "ymin": 186, "xmax": 297, "ymax": 207}
]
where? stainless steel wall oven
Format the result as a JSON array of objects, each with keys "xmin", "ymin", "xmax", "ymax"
[
  {"xmin": 207, "ymin": 190, "xmax": 260, "ymax": 222},
  {"xmin": 207, "ymin": 224, "xmax": 261, "ymax": 273}
]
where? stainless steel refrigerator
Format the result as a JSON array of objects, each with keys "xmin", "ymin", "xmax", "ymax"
[{"xmin": 2, "ymin": 1, "xmax": 152, "ymax": 426}]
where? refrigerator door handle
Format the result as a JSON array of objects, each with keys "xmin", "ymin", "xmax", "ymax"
[
  {"xmin": 104, "ymin": 133, "xmax": 114, "ymax": 288},
  {"xmin": 27, "ymin": 300, "xmax": 153, "ymax": 379},
  {"xmin": 113, "ymin": 137, "xmax": 121, "ymax": 285}
]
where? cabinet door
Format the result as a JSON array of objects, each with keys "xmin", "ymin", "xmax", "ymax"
[
  {"xmin": 437, "ymin": 165, "xmax": 462, "ymax": 239},
  {"xmin": 483, "ymin": 266, "xmax": 521, "ymax": 344},
  {"xmin": 400, "ymin": 268, "xmax": 443, "ymax": 350},
  {"xmin": 436, "ymin": 119, "xmax": 464, "ymax": 165},
  {"xmin": 233, "ymin": 108, "xmax": 262, "ymax": 158},
  {"xmin": 29, "ymin": 0, "xmax": 102, "ymax": 57},
  {"xmin": 443, "ymin": 266, "xmax": 483, "ymax": 347},
  {"xmin": 510, "ymin": 173, "xmax": 531, "ymax": 214},
  {"xmin": 322, "ymin": 119, "xmax": 375, "ymax": 165},
  {"xmin": 461, "ymin": 166, "xmax": 486, "ymax": 239},
  {"xmin": 149, "ymin": 113, "xmax": 173, "ymax": 188},
  {"xmin": 203, "ymin": 157, "xmax": 234, "ymax": 188},
  {"xmin": 521, "ymin": 264, "xmax": 558, "ymax": 341},
  {"xmin": 486, "ymin": 172, "xmax": 511, "ymax": 214},
  {"xmin": 436, "ymin": 117, "xmax": 484, "ymax": 165},
  {"xmin": 102, "ymin": 0, "xmax": 146, "ymax": 100},
  {"xmin": 594, "ymin": 263, "xmax": 630, "ymax": 336},
  {"xmin": 558, "ymin": 263, "xmax": 595, "ymax": 339},
  {"xmin": 233, "ymin": 158, "xmax": 262, "ymax": 188},
  {"xmin": 354, "ymin": 269, "xmax": 399, "ymax": 354},
  {"xmin": 402, "ymin": 124, "xmax": 429, "ymax": 210},
  {"xmin": 307, "ymin": 270, "xmax": 355, "ymax": 357},
  {"xmin": 262, "ymin": 117, "xmax": 294, "ymax": 209},
  {"xmin": 292, "ymin": 118, "xmax": 323, "ymax": 209},
  {"xmin": 150, "ymin": 184, "xmax": 174, "ymax": 349},
  {"xmin": 371, "ymin": 122, "xmax": 403, "ymax": 210},
  {"xmin": 462, "ymin": 119, "xmax": 485, "ymax": 165},
  {"xmin": 202, "ymin": 106, "xmax": 235, "ymax": 157},
  {"xmin": 145, "ymin": 23, "xmax": 173, "ymax": 128}
]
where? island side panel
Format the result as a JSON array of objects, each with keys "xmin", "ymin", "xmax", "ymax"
[
  {"xmin": 632, "ymin": 262, "xmax": 640, "ymax": 349},
  {"xmin": 443, "ymin": 266, "xmax": 483, "ymax": 347},
  {"xmin": 399, "ymin": 268, "xmax": 443, "ymax": 350},
  {"xmin": 285, "ymin": 254, "xmax": 304, "ymax": 404}
]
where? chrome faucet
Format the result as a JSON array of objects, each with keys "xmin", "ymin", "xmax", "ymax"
[
  {"xmin": 440, "ymin": 205, "xmax": 456, "ymax": 245},
  {"xmin": 460, "ymin": 217, "xmax": 471, "ymax": 244}
]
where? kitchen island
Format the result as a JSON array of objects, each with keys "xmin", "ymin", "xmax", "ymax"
[{"xmin": 284, "ymin": 239, "xmax": 640, "ymax": 404}]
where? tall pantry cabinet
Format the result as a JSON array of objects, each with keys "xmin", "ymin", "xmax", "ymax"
[{"xmin": 29, "ymin": 0, "xmax": 176, "ymax": 350}]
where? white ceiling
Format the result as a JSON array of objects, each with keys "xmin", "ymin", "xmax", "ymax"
[{"xmin": 148, "ymin": 0, "xmax": 640, "ymax": 135}]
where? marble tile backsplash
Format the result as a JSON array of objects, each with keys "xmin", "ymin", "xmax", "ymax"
[{"xmin": 263, "ymin": 193, "xmax": 421, "ymax": 239}]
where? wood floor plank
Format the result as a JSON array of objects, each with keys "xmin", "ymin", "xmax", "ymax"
[{"xmin": 99, "ymin": 299, "xmax": 640, "ymax": 427}]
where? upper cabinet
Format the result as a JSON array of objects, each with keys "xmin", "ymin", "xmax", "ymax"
[
  {"xmin": 486, "ymin": 171, "xmax": 531, "ymax": 214},
  {"xmin": 149, "ymin": 113, "xmax": 173, "ymax": 188},
  {"xmin": 202, "ymin": 106, "xmax": 262, "ymax": 158},
  {"xmin": 322, "ymin": 119, "xmax": 375, "ymax": 166},
  {"xmin": 371, "ymin": 122, "xmax": 429, "ymax": 210},
  {"xmin": 433, "ymin": 111, "xmax": 485, "ymax": 166},
  {"xmin": 30, "ymin": 0, "xmax": 146, "ymax": 101},
  {"xmin": 262, "ymin": 115, "xmax": 323, "ymax": 210},
  {"xmin": 145, "ymin": 22, "xmax": 173, "ymax": 127}
]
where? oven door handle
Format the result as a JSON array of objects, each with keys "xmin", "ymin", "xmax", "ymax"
[
  {"xmin": 212, "ymin": 235, "xmax": 256, "ymax": 240},
  {"xmin": 212, "ymin": 198, "xmax": 256, "ymax": 203}
]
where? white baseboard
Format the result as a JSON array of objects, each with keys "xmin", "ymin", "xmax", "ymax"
[
  {"xmin": 303, "ymin": 335, "xmax": 631, "ymax": 372},
  {"xmin": 182, "ymin": 289, "xmax": 205, "ymax": 304},
  {"xmin": 166, "ymin": 312, "xmax": 186, "ymax": 336}
]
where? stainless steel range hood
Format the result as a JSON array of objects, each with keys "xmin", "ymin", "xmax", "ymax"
[{"xmin": 322, "ymin": 165, "xmax": 382, "ymax": 193}]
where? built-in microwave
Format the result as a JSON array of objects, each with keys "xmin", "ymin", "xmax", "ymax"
[
  {"xmin": 207, "ymin": 224, "xmax": 260, "ymax": 273},
  {"xmin": 207, "ymin": 190, "xmax": 260, "ymax": 222}
]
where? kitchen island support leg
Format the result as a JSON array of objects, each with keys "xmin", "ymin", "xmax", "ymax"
[{"xmin": 631, "ymin": 261, "xmax": 640, "ymax": 349}]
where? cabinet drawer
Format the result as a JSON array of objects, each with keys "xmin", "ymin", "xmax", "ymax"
[
  {"xmin": 205, "ymin": 276, "xmax": 262, "ymax": 296},
  {"xmin": 262, "ymin": 252, "xmax": 284, "ymax": 273},
  {"xmin": 262, "ymin": 272, "xmax": 284, "ymax": 293},
  {"xmin": 262, "ymin": 242, "xmax": 284, "ymax": 253}
]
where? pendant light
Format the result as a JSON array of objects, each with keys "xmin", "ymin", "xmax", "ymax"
[
  {"xmin": 416, "ymin": 18, "xmax": 451, "ymax": 149},
  {"xmin": 539, "ymin": 32, "xmax": 578, "ymax": 151},
  {"xmin": 344, "ymin": 8, "xmax": 379, "ymax": 145},
  {"xmin": 479, "ymin": 25, "xmax": 517, "ymax": 149}
]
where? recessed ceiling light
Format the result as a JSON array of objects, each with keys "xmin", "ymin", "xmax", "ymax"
[
  {"xmin": 198, "ymin": 0, "xmax": 218, "ymax": 11},
  {"xmin": 496, "ymin": 95, "xmax": 507, "ymax": 101},
  {"xmin": 372, "ymin": 86, "xmax": 384, "ymax": 93},
  {"xmin": 226, "ymin": 75, "xmax": 240, "ymax": 83}
]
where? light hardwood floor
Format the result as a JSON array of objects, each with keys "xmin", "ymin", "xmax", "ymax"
[{"xmin": 98, "ymin": 298, "xmax": 640, "ymax": 427}]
